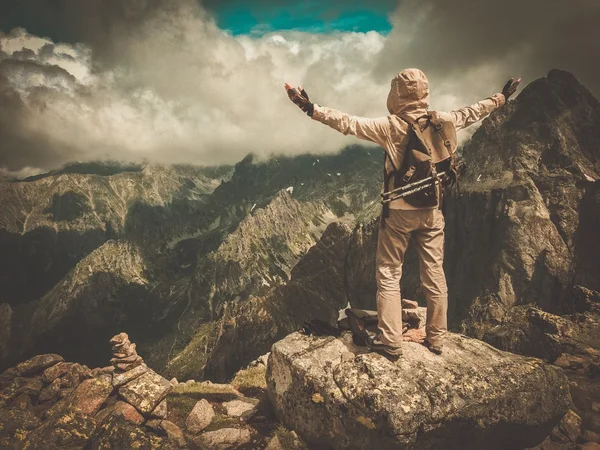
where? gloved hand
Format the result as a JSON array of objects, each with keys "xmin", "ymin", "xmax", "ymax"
[
  {"xmin": 501, "ymin": 77, "xmax": 522, "ymax": 101},
  {"xmin": 285, "ymin": 83, "xmax": 314, "ymax": 117}
]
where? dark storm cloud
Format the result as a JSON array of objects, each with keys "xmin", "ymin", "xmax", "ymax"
[
  {"xmin": 0, "ymin": 72, "xmax": 81, "ymax": 172},
  {"xmin": 375, "ymin": 0, "xmax": 600, "ymax": 102}
]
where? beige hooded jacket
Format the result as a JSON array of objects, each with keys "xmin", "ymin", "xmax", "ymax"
[{"xmin": 311, "ymin": 68, "xmax": 505, "ymax": 209}]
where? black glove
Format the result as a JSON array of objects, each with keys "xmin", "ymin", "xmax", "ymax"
[
  {"xmin": 285, "ymin": 84, "xmax": 314, "ymax": 117},
  {"xmin": 501, "ymin": 77, "xmax": 521, "ymax": 102}
]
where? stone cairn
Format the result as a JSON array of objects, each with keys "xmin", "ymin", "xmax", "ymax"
[
  {"xmin": 0, "ymin": 333, "xmax": 185, "ymax": 448},
  {"xmin": 110, "ymin": 333, "xmax": 144, "ymax": 372}
]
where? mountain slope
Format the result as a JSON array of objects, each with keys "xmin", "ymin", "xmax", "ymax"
[{"xmin": 0, "ymin": 147, "xmax": 383, "ymax": 376}]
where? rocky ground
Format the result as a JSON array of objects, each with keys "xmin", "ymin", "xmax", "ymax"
[
  {"xmin": 0, "ymin": 333, "xmax": 307, "ymax": 450},
  {"xmin": 2, "ymin": 318, "xmax": 599, "ymax": 449}
]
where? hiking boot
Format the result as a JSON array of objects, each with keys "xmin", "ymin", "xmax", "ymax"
[
  {"xmin": 424, "ymin": 340, "xmax": 443, "ymax": 355},
  {"xmin": 366, "ymin": 332, "xmax": 403, "ymax": 359}
]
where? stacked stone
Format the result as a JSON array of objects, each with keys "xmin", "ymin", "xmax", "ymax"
[{"xmin": 110, "ymin": 333, "xmax": 144, "ymax": 372}]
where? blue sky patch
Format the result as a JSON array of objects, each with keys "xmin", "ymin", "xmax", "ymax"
[{"xmin": 203, "ymin": 0, "xmax": 396, "ymax": 35}]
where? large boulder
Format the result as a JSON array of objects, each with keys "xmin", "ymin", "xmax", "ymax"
[
  {"xmin": 118, "ymin": 368, "xmax": 172, "ymax": 415},
  {"xmin": 267, "ymin": 332, "xmax": 572, "ymax": 450}
]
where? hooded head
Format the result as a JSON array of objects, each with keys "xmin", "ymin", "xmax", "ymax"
[{"xmin": 387, "ymin": 68, "xmax": 430, "ymax": 117}]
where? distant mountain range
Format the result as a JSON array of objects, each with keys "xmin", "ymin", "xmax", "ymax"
[{"xmin": 1, "ymin": 69, "xmax": 599, "ymax": 387}]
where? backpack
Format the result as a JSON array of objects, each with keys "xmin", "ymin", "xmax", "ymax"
[{"xmin": 382, "ymin": 111, "xmax": 459, "ymax": 211}]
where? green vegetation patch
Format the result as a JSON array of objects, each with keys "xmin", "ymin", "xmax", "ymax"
[{"xmin": 230, "ymin": 365, "xmax": 267, "ymax": 397}]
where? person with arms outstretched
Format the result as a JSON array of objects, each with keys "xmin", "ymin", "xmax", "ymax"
[{"xmin": 285, "ymin": 69, "xmax": 520, "ymax": 357}]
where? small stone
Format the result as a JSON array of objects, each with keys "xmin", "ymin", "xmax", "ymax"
[
  {"xmin": 42, "ymin": 362, "xmax": 69, "ymax": 384},
  {"xmin": 57, "ymin": 388, "xmax": 74, "ymax": 399},
  {"xmin": 191, "ymin": 427, "xmax": 251, "ymax": 450},
  {"xmin": 91, "ymin": 366, "xmax": 115, "ymax": 378},
  {"xmin": 185, "ymin": 399, "xmax": 214, "ymax": 433},
  {"xmin": 150, "ymin": 398, "xmax": 168, "ymax": 419},
  {"xmin": 554, "ymin": 355, "xmax": 570, "ymax": 367},
  {"xmin": 0, "ymin": 367, "xmax": 19, "ymax": 388},
  {"xmin": 69, "ymin": 374, "xmax": 113, "ymax": 416},
  {"xmin": 583, "ymin": 430, "xmax": 600, "ymax": 443},
  {"xmin": 145, "ymin": 419, "xmax": 162, "ymax": 430},
  {"xmin": 112, "ymin": 363, "xmax": 148, "ymax": 387},
  {"xmin": 223, "ymin": 399, "xmax": 255, "ymax": 417},
  {"xmin": 170, "ymin": 378, "xmax": 178, "ymax": 386},
  {"xmin": 118, "ymin": 369, "xmax": 172, "ymax": 415},
  {"xmin": 185, "ymin": 379, "xmax": 195, "ymax": 385},
  {"xmin": 15, "ymin": 377, "xmax": 43, "ymax": 396},
  {"xmin": 160, "ymin": 420, "xmax": 186, "ymax": 448},
  {"xmin": 39, "ymin": 378, "xmax": 62, "ymax": 402},
  {"xmin": 110, "ymin": 354, "xmax": 142, "ymax": 365},
  {"xmin": 15, "ymin": 354, "xmax": 64, "ymax": 376},
  {"xmin": 113, "ymin": 400, "xmax": 144, "ymax": 425},
  {"xmin": 11, "ymin": 393, "xmax": 33, "ymax": 411},
  {"xmin": 551, "ymin": 410, "xmax": 581, "ymax": 443},
  {"xmin": 114, "ymin": 360, "xmax": 143, "ymax": 372},
  {"xmin": 587, "ymin": 414, "xmax": 600, "ymax": 434},
  {"xmin": 59, "ymin": 372, "xmax": 80, "ymax": 389},
  {"xmin": 110, "ymin": 332, "xmax": 129, "ymax": 345}
]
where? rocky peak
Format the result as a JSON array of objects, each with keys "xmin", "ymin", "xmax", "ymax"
[{"xmin": 462, "ymin": 69, "xmax": 600, "ymax": 186}]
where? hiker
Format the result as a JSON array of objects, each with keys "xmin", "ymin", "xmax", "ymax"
[{"xmin": 285, "ymin": 68, "xmax": 520, "ymax": 357}]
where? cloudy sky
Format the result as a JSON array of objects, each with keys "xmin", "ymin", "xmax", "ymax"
[{"xmin": 0, "ymin": 0, "xmax": 599, "ymax": 178}]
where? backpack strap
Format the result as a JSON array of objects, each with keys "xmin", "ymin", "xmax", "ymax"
[
  {"xmin": 427, "ymin": 111, "xmax": 460, "ymax": 208},
  {"xmin": 428, "ymin": 111, "xmax": 454, "ymax": 155}
]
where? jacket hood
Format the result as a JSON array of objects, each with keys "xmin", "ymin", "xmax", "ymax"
[{"xmin": 387, "ymin": 68, "xmax": 430, "ymax": 117}]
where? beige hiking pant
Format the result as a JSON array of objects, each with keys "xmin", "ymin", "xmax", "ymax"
[{"xmin": 376, "ymin": 208, "xmax": 448, "ymax": 347}]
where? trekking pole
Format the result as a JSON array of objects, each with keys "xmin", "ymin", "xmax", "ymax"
[{"xmin": 381, "ymin": 172, "xmax": 446, "ymax": 204}]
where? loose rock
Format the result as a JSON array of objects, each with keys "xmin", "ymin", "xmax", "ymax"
[
  {"xmin": 149, "ymin": 398, "xmax": 168, "ymax": 419},
  {"xmin": 15, "ymin": 377, "xmax": 43, "ymax": 396},
  {"xmin": 119, "ymin": 368, "xmax": 172, "ymax": 415},
  {"xmin": 39, "ymin": 378, "xmax": 62, "ymax": 402},
  {"xmin": 223, "ymin": 399, "xmax": 255, "ymax": 417},
  {"xmin": 112, "ymin": 400, "xmax": 144, "ymax": 425},
  {"xmin": 160, "ymin": 420, "xmax": 186, "ymax": 448},
  {"xmin": 185, "ymin": 398, "xmax": 215, "ymax": 433},
  {"xmin": 191, "ymin": 427, "xmax": 251, "ymax": 450},
  {"xmin": 112, "ymin": 363, "xmax": 148, "ymax": 387},
  {"xmin": 42, "ymin": 362, "xmax": 69, "ymax": 384},
  {"xmin": 69, "ymin": 374, "xmax": 113, "ymax": 416},
  {"xmin": 16, "ymin": 354, "xmax": 64, "ymax": 377}
]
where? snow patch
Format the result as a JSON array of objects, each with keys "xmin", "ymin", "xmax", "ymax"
[{"xmin": 285, "ymin": 186, "xmax": 294, "ymax": 194}]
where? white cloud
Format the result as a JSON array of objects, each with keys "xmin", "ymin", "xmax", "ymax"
[
  {"xmin": 2, "ymin": 0, "xmax": 597, "ymax": 174},
  {"xmin": 0, "ymin": 6, "xmax": 393, "ymax": 173}
]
